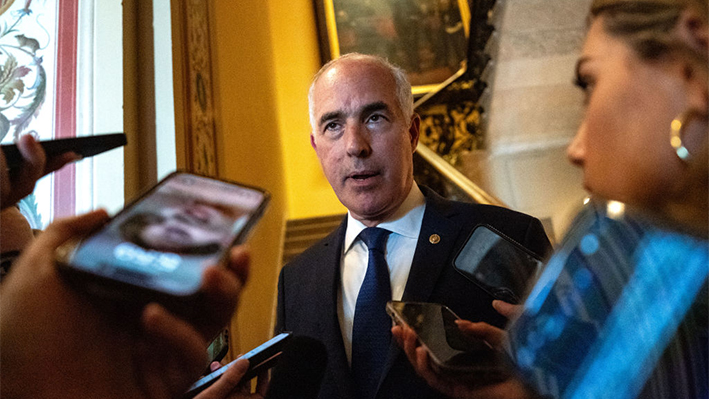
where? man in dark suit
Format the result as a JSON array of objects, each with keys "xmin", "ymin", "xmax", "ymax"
[{"xmin": 276, "ymin": 53, "xmax": 551, "ymax": 399}]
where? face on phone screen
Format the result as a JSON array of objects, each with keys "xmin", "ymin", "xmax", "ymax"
[{"xmin": 66, "ymin": 173, "xmax": 267, "ymax": 296}]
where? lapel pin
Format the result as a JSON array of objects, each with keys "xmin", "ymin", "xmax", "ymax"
[{"xmin": 429, "ymin": 234, "xmax": 441, "ymax": 244}]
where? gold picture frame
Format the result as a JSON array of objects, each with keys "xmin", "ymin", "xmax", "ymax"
[
  {"xmin": 314, "ymin": 0, "xmax": 471, "ymax": 95},
  {"xmin": 174, "ymin": 0, "xmax": 218, "ymax": 176}
]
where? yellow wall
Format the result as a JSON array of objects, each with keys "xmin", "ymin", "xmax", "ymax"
[
  {"xmin": 210, "ymin": 0, "xmax": 284, "ymax": 357},
  {"xmin": 266, "ymin": 0, "xmax": 346, "ymax": 220},
  {"xmin": 208, "ymin": 0, "xmax": 344, "ymax": 355}
]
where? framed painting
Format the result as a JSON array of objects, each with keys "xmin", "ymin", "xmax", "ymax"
[{"xmin": 314, "ymin": 0, "xmax": 471, "ymax": 95}]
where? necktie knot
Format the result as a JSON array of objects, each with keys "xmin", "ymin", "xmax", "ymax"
[{"xmin": 359, "ymin": 227, "xmax": 391, "ymax": 254}]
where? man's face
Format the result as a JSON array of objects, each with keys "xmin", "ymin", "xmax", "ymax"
[
  {"xmin": 310, "ymin": 60, "xmax": 420, "ymax": 226},
  {"xmin": 140, "ymin": 202, "xmax": 234, "ymax": 252}
]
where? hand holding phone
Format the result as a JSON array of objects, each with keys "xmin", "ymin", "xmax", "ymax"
[
  {"xmin": 183, "ymin": 332, "xmax": 292, "ymax": 399},
  {"xmin": 1, "ymin": 133, "xmax": 126, "ymax": 170},
  {"xmin": 387, "ymin": 301, "xmax": 508, "ymax": 381},
  {"xmin": 55, "ymin": 172, "xmax": 269, "ymax": 312}
]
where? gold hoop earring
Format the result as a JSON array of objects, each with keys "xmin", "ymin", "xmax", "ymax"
[{"xmin": 670, "ymin": 110, "xmax": 699, "ymax": 162}]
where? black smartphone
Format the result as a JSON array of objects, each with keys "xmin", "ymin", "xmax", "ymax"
[
  {"xmin": 453, "ymin": 224, "xmax": 544, "ymax": 304},
  {"xmin": 1, "ymin": 133, "xmax": 127, "ymax": 169},
  {"xmin": 55, "ymin": 171, "xmax": 269, "ymax": 308},
  {"xmin": 207, "ymin": 329, "xmax": 230, "ymax": 367},
  {"xmin": 387, "ymin": 301, "xmax": 507, "ymax": 380},
  {"xmin": 183, "ymin": 332, "xmax": 293, "ymax": 399}
]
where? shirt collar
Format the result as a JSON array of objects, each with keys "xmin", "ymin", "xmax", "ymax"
[{"xmin": 343, "ymin": 183, "xmax": 426, "ymax": 253}]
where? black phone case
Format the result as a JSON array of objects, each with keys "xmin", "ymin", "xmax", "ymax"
[
  {"xmin": 183, "ymin": 332, "xmax": 292, "ymax": 399},
  {"xmin": 2, "ymin": 133, "xmax": 127, "ymax": 169}
]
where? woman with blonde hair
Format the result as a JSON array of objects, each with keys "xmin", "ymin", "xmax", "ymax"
[{"xmin": 394, "ymin": 0, "xmax": 708, "ymax": 398}]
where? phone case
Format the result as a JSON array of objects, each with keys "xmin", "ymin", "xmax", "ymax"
[
  {"xmin": 453, "ymin": 224, "xmax": 544, "ymax": 304},
  {"xmin": 387, "ymin": 301, "xmax": 508, "ymax": 381},
  {"xmin": 183, "ymin": 332, "xmax": 292, "ymax": 399},
  {"xmin": 2, "ymin": 133, "xmax": 127, "ymax": 169}
]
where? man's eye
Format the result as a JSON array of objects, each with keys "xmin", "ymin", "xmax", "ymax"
[
  {"xmin": 368, "ymin": 114, "xmax": 385, "ymax": 123},
  {"xmin": 324, "ymin": 122, "xmax": 339, "ymax": 131}
]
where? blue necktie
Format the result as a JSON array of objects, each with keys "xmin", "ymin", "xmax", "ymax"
[{"xmin": 351, "ymin": 227, "xmax": 392, "ymax": 399}]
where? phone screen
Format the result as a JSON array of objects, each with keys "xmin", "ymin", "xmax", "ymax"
[
  {"xmin": 63, "ymin": 172, "xmax": 268, "ymax": 297},
  {"xmin": 387, "ymin": 301, "xmax": 500, "ymax": 373},
  {"xmin": 454, "ymin": 225, "xmax": 544, "ymax": 303}
]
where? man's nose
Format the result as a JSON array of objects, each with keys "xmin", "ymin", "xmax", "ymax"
[{"xmin": 345, "ymin": 124, "xmax": 372, "ymax": 158}]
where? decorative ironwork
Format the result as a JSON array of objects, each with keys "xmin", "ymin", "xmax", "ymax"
[{"xmin": 414, "ymin": 0, "xmax": 498, "ymax": 171}]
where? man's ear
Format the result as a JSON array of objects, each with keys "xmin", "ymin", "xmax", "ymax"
[
  {"xmin": 310, "ymin": 133, "xmax": 318, "ymax": 150},
  {"xmin": 408, "ymin": 113, "xmax": 421, "ymax": 151}
]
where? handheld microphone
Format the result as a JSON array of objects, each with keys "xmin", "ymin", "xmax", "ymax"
[{"xmin": 265, "ymin": 335, "xmax": 328, "ymax": 399}]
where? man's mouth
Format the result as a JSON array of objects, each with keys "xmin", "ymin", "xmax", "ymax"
[{"xmin": 348, "ymin": 171, "xmax": 379, "ymax": 181}]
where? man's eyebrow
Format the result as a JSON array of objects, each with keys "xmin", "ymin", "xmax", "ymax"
[
  {"xmin": 319, "ymin": 110, "xmax": 343, "ymax": 127},
  {"xmin": 317, "ymin": 101, "xmax": 390, "ymax": 127},
  {"xmin": 361, "ymin": 101, "xmax": 389, "ymax": 116}
]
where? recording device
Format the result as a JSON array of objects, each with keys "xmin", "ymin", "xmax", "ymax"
[
  {"xmin": 55, "ymin": 171, "xmax": 270, "ymax": 309},
  {"xmin": 183, "ymin": 332, "xmax": 292, "ymax": 399},
  {"xmin": 264, "ymin": 335, "xmax": 328, "ymax": 399},
  {"xmin": 2, "ymin": 133, "xmax": 127, "ymax": 169},
  {"xmin": 453, "ymin": 224, "xmax": 544, "ymax": 304},
  {"xmin": 387, "ymin": 301, "xmax": 507, "ymax": 380}
]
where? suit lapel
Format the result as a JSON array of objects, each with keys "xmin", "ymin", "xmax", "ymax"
[
  {"xmin": 402, "ymin": 189, "xmax": 463, "ymax": 302},
  {"xmin": 314, "ymin": 220, "xmax": 358, "ymax": 398},
  {"xmin": 377, "ymin": 189, "xmax": 465, "ymax": 394}
]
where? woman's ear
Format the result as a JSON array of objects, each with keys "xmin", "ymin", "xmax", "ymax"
[
  {"xmin": 675, "ymin": 8, "xmax": 708, "ymax": 118},
  {"xmin": 677, "ymin": 7, "xmax": 708, "ymax": 56}
]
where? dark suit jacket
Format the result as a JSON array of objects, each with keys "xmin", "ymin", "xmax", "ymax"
[{"xmin": 276, "ymin": 187, "xmax": 551, "ymax": 399}]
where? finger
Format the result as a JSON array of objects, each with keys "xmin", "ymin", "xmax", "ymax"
[
  {"xmin": 0, "ymin": 149, "xmax": 10, "ymax": 208},
  {"xmin": 255, "ymin": 367, "xmax": 270, "ymax": 396},
  {"xmin": 32, "ymin": 209, "xmax": 109, "ymax": 252},
  {"xmin": 194, "ymin": 358, "xmax": 250, "ymax": 399},
  {"xmin": 142, "ymin": 303, "xmax": 208, "ymax": 366},
  {"xmin": 210, "ymin": 361, "xmax": 222, "ymax": 372},
  {"xmin": 492, "ymin": 300, "xmax": 521, "ymax": 319},
  {"xmin": 195, "ymin": 247, "xmax": 250, "ymax": 339},
  {"xmin": 225, "ymin": 245, "xmax": 250, "ymax": 286},
  {"xmin": 400, "ymin": 325, "xmax": 420, "ymax": 367},
  {"xmin": 44, "ymin": 151, "xmax": 81, "ymax": 175},
  {"xmin": 8, "ymin": 135, "xmax": 45, "ymax": 205},
  {"xmin": 391, "ymin": 325, "xmax": 404, "ymax": 347},
  {"xmin": 456, "ymin": 320, "xmax": 506, "ymax": 348}
]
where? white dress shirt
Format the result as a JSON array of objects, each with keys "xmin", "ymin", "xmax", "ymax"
[{"xmin": 338, "ymin": 183, "xmax": 426, "ymax": 363}]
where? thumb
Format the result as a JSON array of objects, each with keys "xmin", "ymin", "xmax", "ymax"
[
  {"xmin": 35, "ymin": 209, "xmax": 110, "ymax": 251},
  {"xmin": 492, "ymin": 300, "xmax": 522, "ymax": 319}
]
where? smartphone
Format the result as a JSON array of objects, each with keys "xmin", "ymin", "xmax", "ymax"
[
  {"xmin": 453, "ymin": 224, "xmax": 544, "ymax": 304},
  {"xmin": 2, "ymin": 133, "xmax": 127, "ymax": 169},
  {"xmin": 387, "ymin": 301, "xmax": 507, "ymax": 380},
  {"xmin": 183, "ymin": 332, "xmax": 293, "ymax": 399},
  {"xmin": 207, "ymin": 329, "xmax": 230, "ymax": 368},
  {"xmin": 56, "ymin": 171, "xmax": 270, "ymax": 308}
]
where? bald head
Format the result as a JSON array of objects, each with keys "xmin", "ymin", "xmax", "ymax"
[{"xmin": 308, "ymin": 53, "xmax": 414, "ymax": 132}]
